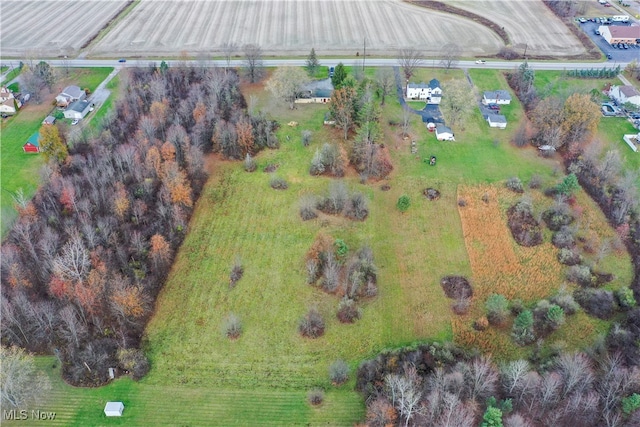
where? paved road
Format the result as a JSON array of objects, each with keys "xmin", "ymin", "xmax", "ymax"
[{"xmin": 2, "ymin": 58, "xmax": 631, "ymax": 72}]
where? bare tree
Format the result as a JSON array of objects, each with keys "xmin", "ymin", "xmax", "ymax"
[
  {"xmin": 265, "ymin": 67, "xmax": 309, "ymax": 109},
  {"xmin": 440, "ymin": 43, "xmax": 462, "ymax": 71},
  {"xmin": 385, "ymin": 366, "xmax": 422, "ymax": 427},
  {"xmin": 242, "ymin": 44, "xmax": 264, "ymax": 83},
  {"xmin": 0, "ymin": 345, "xmax": 51, "ymax": 408},
  {"xmin": 440, "ymin": 79, "xmax": 477, "ymax": 128},
  {"xmin": 398, "ymin": 47, "xmax": 423, "ymax": 81},
  {"xmin": 502, "ymin": 359, "xmax": 530, "ymax": 397},
  {"xmin": 222, "ymin": 42, "xmax": 237, "ymax": 71},
  {"xmin": 556, "ymin": 352, "xmax": 594, "ymax": 399},
  {"xmin": 58, "ymin": 305, "xmax": 86, "ymax": 347},
  {"xmin": 53, "ymin": 233, "xmax": 90, "ymax": 283},
  {"xmin": 375, "ymin": 68, "xmax": 395, "ymax": 105},
  {"xmin": 459, "ymin": 356, "xmax": 499, "ymax": 402}
]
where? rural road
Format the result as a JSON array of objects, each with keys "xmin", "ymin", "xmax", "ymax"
[{"xmin": 10, "ymin": 58, "xmax": 630, "ymax": 72}]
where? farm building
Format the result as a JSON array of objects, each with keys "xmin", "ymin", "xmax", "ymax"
[
  {"xmin": 435, "ymin": 125, "xmax": 455, "ymax": 141},
  {"xmin": 487, "ymin": 114, "xmax": 508, "ymax": 129},
  {"xmin": 407, "ymin": 79, "xmax": 442, "ymax": 104},
  {"xmin": 609, "ymin": 85, "xmax": 640, "ymax": 107},
  {"xmin": 598, "ymin": 25, "xmax": 640, "ymax": 45},
  {"xmin": 482, "ymin": 90, "xmax": 511, "ymax": 105},
  {"xmin": 56, "ymin": 85, "xmax": 85, "ymax": 107},
  {"xmin": 64, "ymin": 99, "xmax": 91, "ymax": 120},
  {"xmin": 23, "ymin": 133, "xmax": 40, "ymax": 153}
]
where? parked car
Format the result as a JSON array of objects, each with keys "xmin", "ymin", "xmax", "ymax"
[
  {"xmin": 623, "ymin": 44, "xmax": 629, "ymax": 49},
  {"xmin": 579, "ymin": 18, "xmax": 587, "ymax": 23},
  {"xmin": 487, "ymin": 104, "xmax": 500, "ymax": 111},
  {"xmin": 329, "ymin": 66, "xmax": 334, "ymax": 77},
  {"xmin": 604, "ymin": 3, "xmax": 612, "ymax": 6},
  {"xmin": 595, "ymin": 29, "xmax": 600, "ymax": 35},
  {"xmin": 629, "ymin": 112, "xmax": 640, "ymax": 119},
  {"xmin": 71, "ymin": 119, "xmax": 79, "ymax": 125},
  {"xmin": 607, "ymin": 53, "xmax": 612, "ymax": 59},
  {"xmin": 475, "ymin": 60, "xmax": 486, "ymax": 64}
]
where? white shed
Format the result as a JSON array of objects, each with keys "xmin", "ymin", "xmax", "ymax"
[
  {"xmin": 104, "ymin": 401, "xmax": 124, "ymax": 417},
  {"xmin": 487, "ymin": 114, "xmax": 507, "ymax": 129},
  {"xmin": 435, "ymin": 125, "xmax": 455, "ymax": 141}
]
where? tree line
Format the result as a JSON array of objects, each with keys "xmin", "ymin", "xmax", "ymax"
[{"xmin": 1, "ymin": 64, "xmax": 278, "ymax": 387}]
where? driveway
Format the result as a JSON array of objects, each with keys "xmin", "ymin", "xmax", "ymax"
[
  {"xmin": 393, "ymin": 66, "xmax": 444, "ymax": 124},
  {"xmin": 578, "ymin": 20, "xmax": 640, "ymax": 63}
]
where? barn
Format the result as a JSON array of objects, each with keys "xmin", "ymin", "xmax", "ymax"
[{"xmin": 23, "ymin": 132, "xmax": 40, "ymax": 153}]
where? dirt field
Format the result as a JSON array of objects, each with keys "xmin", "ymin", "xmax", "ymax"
[
  {"xmin": 1, "ymin": 1, "xmax": 128, "ymax": 57},
  {"xmin": 448, "ymin": 0, "xmax": 586, "ymax": 56},
  {"xmin": 89, "ymin": 0, "xmax": 503, "ymax": 57}
]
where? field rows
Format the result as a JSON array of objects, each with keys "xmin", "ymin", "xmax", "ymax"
[
  {"xmin": 91, "ymin": 0, "xmax": 503, "ymax": 57},
  {"xmin": 1, "ymin": 1, "xmax": 128, "ymax": 57}
]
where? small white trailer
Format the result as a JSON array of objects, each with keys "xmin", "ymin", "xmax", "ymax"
[{"xmin": 612, "ymin": 15, "xmax": 630, "ymax": 22}]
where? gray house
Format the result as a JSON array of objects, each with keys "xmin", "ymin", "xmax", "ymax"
[{"xmin": 64, "ymin": 99, "xmax": 91, "ymax": 120}]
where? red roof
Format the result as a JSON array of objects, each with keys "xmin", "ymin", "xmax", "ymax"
[{"xmin": 608, "ymin": 26, "xmax": 640, "ymax": 38}]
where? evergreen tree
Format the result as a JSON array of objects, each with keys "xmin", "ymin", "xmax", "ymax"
[
  {"xmin": 305, "ymin": 48, "xmax": 319, "ymax": 77},
  {"xmin": 331, "ymin": 63, "xmax": 347, "ymax": 89}
]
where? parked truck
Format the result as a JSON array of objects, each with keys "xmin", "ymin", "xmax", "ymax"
[{"xmin": 612, "ymin": 15, "xmax": 630, "ymax": 22}]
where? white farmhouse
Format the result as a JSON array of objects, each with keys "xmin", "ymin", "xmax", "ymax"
[
  {"xmin": 609, "ymin": 85, "xmax": 640, "ymax": 107},
  {"xmin": 407, "ymin": 79, "xmax": 442, "ymax": 104},
  {"xmin": 482, "ymin": 90, "xmax": 512, "ymax": 105},
  {"xmin": 0, "ymin": 86, "xmax": 16, "ymax": 115},
  {"xmin": 56, "ymin": 85, "xmax": 85, "ymax": 107}
]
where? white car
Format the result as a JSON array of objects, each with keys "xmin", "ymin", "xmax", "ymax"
[
  {"xmin": 475, "ymin": 60, "xmax": 486, "ymax": 64},
  {"xmin": 71, "ymin": 119, "xmax": 79, "ymax": 125}
]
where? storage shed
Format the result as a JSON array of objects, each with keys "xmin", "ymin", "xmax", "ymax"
[
  {"xmin": 23, "ymin": 132, "xmax": 40, "ymax": 153},
  {"xmin": 104, "ymin": 401, "xmax": 124, "ymax": 417}
]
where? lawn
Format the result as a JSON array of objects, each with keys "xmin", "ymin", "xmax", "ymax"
[
  {"xmin": 596, "ymin": 116, "xmax": 640, "ymax": 187},
  {"xmin": 9, "ymin": 67, "xmax": 635, "ymax": 426},
  {"xmin": 0, "ymin": 67, "xmax": 113, "ymax": 236},
  {"xmin": 533, "ymin": 70, "xmax": 621, "ymax": 99}
]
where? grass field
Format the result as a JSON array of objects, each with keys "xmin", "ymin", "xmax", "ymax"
[
  {"xmin": 596, "ymin": 117, "xmax": 640, "ymax": 187},
  {"xmin": 533, "ymin": 70, "xmax": 621, "ymax": 98},
  {"xmin": 0, "ymin": 67, "xmax": 113, "ymax": 236},
  {"xmin": 9, "ymin": 67, "xmax": 635, "ymax": 426}
]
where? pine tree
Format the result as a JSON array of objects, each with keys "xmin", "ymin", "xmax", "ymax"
[{"xmin": 306, "ymin": 48, "xmax": 319, "ymax": 77}]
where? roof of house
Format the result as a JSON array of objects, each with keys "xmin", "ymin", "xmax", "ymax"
[
  {"xmin": 483, "ymin": 90, "xmax": 511, "ymax": 100},
  {"xmin": 487, "ymin": 114, "xmax": 507, "ymax": 123},
  {"xmin": 608, "ymin": 26, "xmax": 640, "ymax": 38},
  {"xmin": 435, "ymin": 125, "xmax": 453, "ymax": 134},
  {"xmin": 312, "ymin": 89, "xmax": 333, "ymax": 98},
  {"xmin": 68, "ymin": 99, "xmax": 90, "ymax": 113},
  {"xmin": 619, "ymin": 85, "xmax": 640, "ymax": 97},
  {"xmin": 408, "ymin": 79, "xmax": 441, "ymax": 90},
  {"xmin": 26, "ymin": 132, "xmax": 40, "ymax": 147},
  {"xmin": 429, "ymin": 79, "xmax": 441, "ymax": 89},
  {"xmin": 61, "ymin": 85, "xmax": 83, "ymax": 99},
  {"xmin": 42, "ymin": 115, "xmax": 56, "ymax": 125}
]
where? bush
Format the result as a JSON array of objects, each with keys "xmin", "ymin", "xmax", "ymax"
[
  {"xmin": 552, "ymin": 226, "xmax": 576, "ymax": 249},
  {"xmin": 458, "ymin": 198, "xmax": 467, "ymax": 207},
  {"xmin": 116, "ymin": 348, "xmax": 150, "ymax": 380},
  {"xmin": 270, "ymin": 176, "xmax": 288, "ymax": 190},
  {"xmin": 529, "ymin": 174, "xmax": 542, "ymax": 189},
  {"xmin": 223, "ymin": 313, "xmax": 242, "ymax": 339},
  {"xmin": 557, "ymin": 248, "xmax": 581, "ymax": 266},
  {"xmin": 337, "ymin": 298, "xmax": 361, "ymax": 323},
  {"xmin": 344, "ymin": 192, "xmax": 369, "ymax": 221},
  {"xmin": 452, "ymin": 298, "xmax": 471, "ymax": 315},
  {"xmin": 622, "ymin": 393, "xmax": 640, "ymax": 415},
  {"xmin": 498, "ymin": 46, "xmax": 519, "ymax": 60},
  {"xmin": 329, "ymin": 359, "xmax": 350, "ymax": 385},
  {"xmin": 485, "ymin": 294, "xmax": 510, "ymax": 326},
  {"xmin": 512, "ymin": 310, "xmax": 535, "ymax": 346},
  {"xmin": 301, "ymin": 130, "xmax": 312, "ymax": 147},
  {"xmin": 542, "ymin": 206, "xmax": 574, "ymax": 231},
  {"xmin": 299, "ymin": 308, "xmax": 325, "ymax": 338},
  {"xmin": 507, "ymin": 201, "xmax": 543, "ymax": 247},
  {"xmin": 299, "ymin": 196, "xmax": 318, "ymax": 221},
  {"xmin": 505, "ymin": 177, "xmax": 524, "ymax": 193},
  {"xmin": 546, "ymin": 304, "xmax": 565, "ymax": 329},
  {"xmin": 615, "ymin": 286, "xmax": 636, "ymax": 310},
  {"xmin": 556, "ymin": 173, "xmax": 579, "ymax": 196},
  {"xmin": 474, "ymin": 316, "xmax": 489, "ymax": 331},
  {"xmin": 308, "ymin": 388, "xmax": 324, "ymax": 405},
  {"xmin": 440, "ymin": 276, "xmax": 473, "ymax": 300},
  {"xmin": 574, "ymin": 288, "xmax": 616, "ymax": 319},
  {"xmin": 229, "ymin": 257, "xmax": 244, "ymax": 287},
  {"xmin": 566, "ymin": 264, "xmax": 593, "ymax": 287},
  {"xmin": 550, "ymin": 290, "xmax": 579, "ymax": 315},
  {"xmin": 509, "ymin": 299, "xmax": 525, "ymax": 316},
  {"xmin": 396, "ymin": 195, "xmax": 410, "ymax": 213},
  {"xmin": 533, "ymin": 300, "xmax": 564, "ymax": 336},
  {"xmin": 310, "ymin": 148, "xmax": 326, "ymax": 175},
  {"xmin": 243, "ymin": 153, "xmax": 256, "ymax": 172},
  {"xmin": 306, "ymin": 259, "xmax": 319, "ymax": 284}
]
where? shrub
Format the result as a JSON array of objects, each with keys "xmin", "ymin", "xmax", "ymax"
[
  {"xmin": 317, "ymin": 181, "xmax": 348, "ymax": 215},
  {"xmin": 116, "ymin": 348, "xmax": 150, "ymax": 380},
  {"xmin": 529, "ymin": 174, "xmax": 542, "ymax": 189},
  {"xmin": 552, "ymin": 226, "xmax": 575, "ymax": 249},
  {"xmin": 557, "ymin": 248, "xmax": 581, "ymax": 266},
  {"xmin": 458, "ymin": 198, "xmax": 467, "ymax": 207},
  {"xmin": 452, "ymin": 298, "xmax": 471, "ymax": 315},
  {"xmin": 334, "ymin": 239, "xmax": 348, "ymax": 257},
  {"xmin": 440, "ymin": 276, "xmax": 473, "ymax": 300},
  {"xmin": 615, "ymin": 286, "xmax": 637, "ymax": 310},
  {"xmin": 299, "ymin": 308, "xmax": 325, "ymax": 338},
  {"xmin": 474, "ymin": 316, "xmax": 489, "ymax": 331},
  {"xmin": 308, "ymin": 388, "xmax": 324, "ymax": 405},
  {"xmin": 509, "ymin": 299, "xmax": 525, "ymax": 316},
  {"xmin": 310, "ymin": 148, "xmax": 326, "ymax": 175},
  {"xmin": 229, "ymin": 257, "xmax": 244, "ymax": 288},
  {"xmin": 337, "ymin": 298, "xmax": 361, "ymax": 323},
  {"xmin": 301, "ymin": 129, "xmax": 312, "ymax": 147},
  {"xmin": 556, "ymin": 173, "xmax": 579, "ymax": 196},
  {"xmin": 566, "ymin": 264, "xmax": 593, "ymax": 287},
  {"xmin": 485, "ymin": 294, "xmax": 510, "ymax": 326},
  {"xmin": 622, "ymin": 393, "xmax": 640, "ymax": 415},
  {"xmin": 574, "ymin": 288, "xmax": 616, "ymax": 319},
  {"xmin": 542, "ymin": 206, "xmax": 574, "ymax": 231},
  {"xmin": 223, "ymin": 313, "xmax": 242, "ymax": 339},
  {"xmin": 321, "ymin": 252, "xmax": 340, "ymax": 293},
  {"xmin": 243, "ymin": 153, "xmax": 257, "ymax": 172},
  {"xmin": 306, "ymin": 259, "xmax": 319, "ymax": 284},
  {"xmin": 512, "ymin": 310, "xmax": 535, "ymax": 346},
  {"xmin": 505, "ymin": 177, "xmax": 524, "ymax": 193},
  {"xmin": 329, "ymin": 359, "xmax": 350, "ymax": 385},
  {"xmin": 546, "ymin": 304, "xmax": 565, "ymax": 329},
  {"xmin": 506, "ymin": 201, "xmax": 543, "ymax": 247},
  {"xmin": 396, "ymin": 195, "xmax": 410, "ymax": 213},
  {"xmin": 344, "ymin": 192, "xmax": 369, "ymax": 221},
  {"xmin": 550, "ymin": 290, "xmax": 579, "ymax": 315},
  {"xmin": 299, "ymin": 196, "xmax": 318, "ymax": 221},
  {"xmin": 270, "ymin": 176, "xmax": 288, "ymax": 190},
  {"xmin": 498, "ymin": 46, "xmax": 519, "ymax": 60}
]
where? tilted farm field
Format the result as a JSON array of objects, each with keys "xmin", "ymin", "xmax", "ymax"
[
  {"xmin": 90, "ymin": 0, "xmax": 503, "ymax": 57},
  {"xmin": 0, "ymin": 1, "xmax": 128, "ymax": 57},
  {"xmin": 449, "ymin": 0, "xmax": 586, "ymax": 57}
]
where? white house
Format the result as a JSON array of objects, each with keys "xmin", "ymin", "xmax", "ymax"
[
  {"xmin": 64, "ymin": 99, "xmax": 91, "ymax": 120},
  {"xmin": 407, "ymin": 79, "xmax": 442, "ymax": 104},
  {"xmin": 56, "ymin": 85, "xmax": 85, "ymax": 107},
  {"xmin": 435, "ymin": 125, "xmax": 455, "ymax": 141},
  {"xmin": 0, "ymin": 86, "xmax": 16, "ymax": 115},
  {"xmin": 487, "ymin": 114, "xmax": 507, "ymax": 129},
  {"xmin": 609, "ymin": 85, "xmax": 640, "ymax": 107},
  {"xmin": 104, "ymin": 402, "xmax": 124, "ymax": 417},
  {"xmin": 482, "ymin": 90, "xmax": 512, "ymax": 105}
]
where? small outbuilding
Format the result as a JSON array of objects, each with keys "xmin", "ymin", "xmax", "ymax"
[
  {"xmin": 104, "ymin": 401, "xmax": 124, "ymax": 417},
  {"xmin": 435, "ymin": 125, "xmax": 455, "ymax": 141},
  {"xmin": 23, "ymin": 132, "xmax": 40, "ymax": 153},
  {"xmin": 42, "ymin": 115, "xmax": 56, "ymax": 125},
  {"xmin": 487, "ymin": 114, "xmax": 507, "ymax": 129}
]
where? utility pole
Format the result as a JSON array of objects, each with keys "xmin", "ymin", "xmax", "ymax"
[
  {"xmin": 363, "ymin": 37, "xmax": 366, "ymax": 72},
  {"xmin": 523, "ymin": 43, "xmax": 528, "ymax": 60}
]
